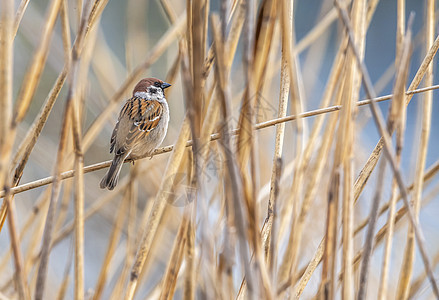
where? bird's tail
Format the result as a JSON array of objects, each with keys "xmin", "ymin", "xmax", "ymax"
[{"xmin": 100, "ymin": 154, "xmax": 126, "ymax": 190}]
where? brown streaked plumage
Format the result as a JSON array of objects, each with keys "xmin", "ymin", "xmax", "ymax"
[{"xmin": 100, "ymin": 77, "xmax": 171, "ymax": 190}]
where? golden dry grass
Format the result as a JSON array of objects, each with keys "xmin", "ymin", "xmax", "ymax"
[{"xmin": 1, "ymin": 0, "xmax": 439, "ymax": 299}]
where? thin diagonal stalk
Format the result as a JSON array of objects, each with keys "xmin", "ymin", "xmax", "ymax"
[{"xmin": 397, "ymin": 1, "xmax": 434, "ymax": 299}]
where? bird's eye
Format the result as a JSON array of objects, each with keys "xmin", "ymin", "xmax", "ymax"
[{"xmin": 154, "ymin": 81, "xmax": 161, "ymax": 87}]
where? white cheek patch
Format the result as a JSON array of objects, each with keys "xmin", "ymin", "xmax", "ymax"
[
  {"xmin": 134, "ymin": 91, "xmax": 148, "ymax": 98},
  {"xmin": 134, "ymin": 89, "xmax": 164, "ymax": 99}
]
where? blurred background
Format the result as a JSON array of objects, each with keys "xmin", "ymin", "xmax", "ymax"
[{"xmin": 1, "ymin": 0, "xmax": 439, "ymax": 299}]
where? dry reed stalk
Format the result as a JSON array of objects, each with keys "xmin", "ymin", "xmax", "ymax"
[
  {"xmin": 60, "ymin": 0, "xmax": 72, "ymax": 62},
  {"xmin": 330, "ymin": 1, "xmax": 363, "ymax": 299},
  {"xmin": 57, "ymin": 182, "xmax": 75, "ymax": 233},
  {"xmin": 126, "ymin": 168, "xmax": 139, "ymax": 285},
  {"xmin": 0, "ymin": 0, "xmax": 13, "ymax": 163},
  {"xmin": 257, "ymin": 2, "xmax": 281, "ymax": 255},
  {"xmin": 321, "ymin": 169, "xmax": 339, "ymax": 300},
  {"xmin": 408, "ymin": 250, "xmax": 439, "ymax": 298},
  {"xmin": 186, "ymin": 0, "xmax": 193, "ymax": 78},
  {"xmin": 397, "ymin": 2, "xmax": 434, "ymax": 299},
  {"xmin": 183, "ymin": 2, "xmax": 205, "ymax": 281},
  {"xmin": 378, "ymin": 2, "xmax": 409, "ymax": 298},
  {"xmin": 335, "ymin": 2, "xmax": 439, "ymax": 297},
  {"xmin": 159, "ymin": 205, "xmax": 191, "ymax": 300},
  {"xmin": 72, "ymin": 74, "xmax": 85, "ymax": 300},
  {"xmin": 4, "ymin": 191, "xmax": 30, "ymax": 300},
  {"xmin": 13, "ymin": 0, "xmax": 30, "ymax": 38},
  {"xmin": 224, "ymin": 1, "xmax": 245, "ymax": 69},
  {"xmin": 92, "ymin": 188, "xmax": 130, "ymax": 300},
  {"xmin": 269, "ymin": 158, "xmax": 282, "ymax": 277},
  {"xmin": 263, "ymin": 7, "xmax": 290, "ymax": 270},
  {"xmin": 124, "ymin": 120, "xmax": 191, "ymax": 300},
  {"xmin": 160, "ymin": 0, "xmax": 178, "ymax": 24},
  {"xmin": 180, "ymin": 1, "xmax": 205, "ymax": 291},
  {"xmin": 189, "ymin": 0, "xmax": 207, "ymax": 129},
  {"xmin": 0, "ymin": 0, "xmax": 14, "ymax": 238},
  {"xmin": 69, "ymin": 4, "xmax": 100, "ymax": 298},
  {"xmin": 340, "ymin": 2, "xmax": 366, "ymax": 299},
  {"xmin": 183, "ymin": 212, "xmax": 195, "ymax": 300},
  {"xmin": 56, "ymin": 248, "xmax": 72, "ymax": 300},
  {"xmin": 275, "ymin": 0, "xmax": 306, "ymax": 292}
]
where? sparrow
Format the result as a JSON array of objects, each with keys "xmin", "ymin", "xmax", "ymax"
[{"xmin": 100, "ymin": 77, "xmax": 171, "ymax": 190}]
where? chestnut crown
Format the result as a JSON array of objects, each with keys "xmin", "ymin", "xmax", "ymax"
[{"xmin": 133, "ymin": 77, "xmax": 171, "ymax": 96}]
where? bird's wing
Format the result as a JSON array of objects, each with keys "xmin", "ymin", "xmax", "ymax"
[{"xmin": 111, "ymin": 96, "xmax": 163, "ymax": 156}]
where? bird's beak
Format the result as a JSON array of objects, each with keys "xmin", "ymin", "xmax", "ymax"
[{"xmin": 161, "ymin": 82, "xmax": 171, "ymax": 89}]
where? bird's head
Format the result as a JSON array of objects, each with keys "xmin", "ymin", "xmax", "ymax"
[{"xmin": 133, "ymin": 78, "xmax": 171, "ymax": 99}]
